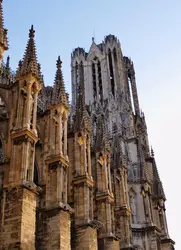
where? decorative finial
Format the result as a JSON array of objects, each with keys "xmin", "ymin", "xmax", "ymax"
[
  {"xmin": 151, "ymin": 147, "xmax": 154, "ymax": 157},
  {"xmin": 56, "ymin": 56, "xmax": 62, "ymax": 68},
  {"xmin": 18, "ymin": 60, "xmax": 22, "ymax": 68},
  {"xmin": 52, "ymin": 56, "xmax": 68, "ymax": 107},
  {"xmin": 29, "ymin": 25, "xmax": 35, "ymax": 38},
  {"xmin": 15, "ymin": 25, "xmax": 41, "ymax": 80},
  {"xmin": 6, "ymin": 55, "xmax": 10, "ymax": 69},
  {"xmin": 92, "ymin": 37, "xmax": 94, "ymax": 43}
]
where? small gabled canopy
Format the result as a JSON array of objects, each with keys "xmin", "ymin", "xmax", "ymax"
[
  {"xmin": 16, "ymin": 25, "xmax": 41, "ymax": 81},
  {"xmin": 87, "ymin": 37, "xmax": 103, "ymax": 61}
]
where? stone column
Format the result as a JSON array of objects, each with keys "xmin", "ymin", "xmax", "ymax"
[
  {"xmin": 104, "ymin": 155, "xmax": 108, "ymax": 190},
  {"xmin": 25, "ymin": 84, "xmax": 31, "ymax": 129},
  {"xmin": 21, "ymin": 140, "xmax": 28, "ymax": 181},
  {"xmin": 64, "ymin": 117, "xmax": 68, "ymax": 156},
  {"xmin": 106, "ymin": 202, "xmax": 112, "ymax": 233},
  {"xmin": 64, "ymin": 171, "xmax": 68, "ymax": 204},
  {"xmin": 58, "ymin": 113, "xmax": 63, "ymax": 154},
  {"xmin": 29, "ymin": 144, "xmax": 35, "ymax": 182},
  {"xmin": 87, "ymin": 136, "xmax": 91, "ymax": 176},
  {"xmin": 121, "ymin": 173, "xmax": 126, "ymax": 205},
  {"xmin": 83, "ymin": 135, "xmax": 87, "ymax": 173},
  {"xmin": 57, "ymin": 166, "xmax": 61, "ymax": 202},
  {"xmin": 32, "ymin": 90, "xmax": 38, "ymax": 132},
  {"xmin": 60, "ymin": 166, "xmax": 63, "ymax": 202},
  {"xmin": 107, "ymin": 156, "xmax": 112, "ymax": 193}
]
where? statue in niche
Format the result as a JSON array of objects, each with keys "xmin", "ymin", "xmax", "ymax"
[{"xmin": 129, "ymin": 191, "xmax": 137, "ymax": 223}]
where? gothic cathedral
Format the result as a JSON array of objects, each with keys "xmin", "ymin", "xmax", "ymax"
[{"xmin": 0, "ymin": 1, "xmax": 175, "ymax": 250}]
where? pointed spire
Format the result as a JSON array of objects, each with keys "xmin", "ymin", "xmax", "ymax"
[
  {"xmin": 151, "ymin": 148, "xmax": 166, "ymax": 200},
  {"xmin": 52, "ymin": 56, "xmax": 68, "ymax": 107},
  {"xmin": 16, "ymin": 25, "xmax": 41, "ymax": 80},
  {"xmin": 96, "ymin": 115, "xmax": 110, "ymax": 152},
  {"xmin": 74, "ymin": 62, "xmax": 91, "ymax": 133},
  {"xmin": 0, "ymin": 0, "xmax": 8, "ymax": 52},
  {"xmin": 151, "ymin": 147, "xmax": 154, "ymax": 157}
]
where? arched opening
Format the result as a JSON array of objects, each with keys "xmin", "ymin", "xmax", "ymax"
[
  {"xmin": 113, "ymin": 48, "xmax": 118, "ymax": 90},
  {"xmin": 0, "ymin": 95, "xmax": 8, "ymax": 120},
  {"xmin": 33, "ymin": 163, "xmax": 39, "ymax": 186},
  {"xmin": 92, "ymin": 62, "xmax": 97, "ymax": 101},
  {"xmin": 97, "ymin": 60, "xmax": 103, "ymax": 103},
  {"xmin": 0, "ymin": 140, "xmax": 3, "ymax": 163},
  {"xmin": 108, "ymin": 49, "xmax": 115, "ymax": 97},
  {"xmin": 79, "ymin": 61, "xmax": 84, "ymax": 84},
  {"xmin": 75, "ymin": 62, "xmax": 79, "ymax": 100}
]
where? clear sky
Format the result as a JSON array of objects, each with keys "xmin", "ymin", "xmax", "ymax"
[{"xmin": 3, "ymin": 0, "xmax": 180, "ymax": 248}]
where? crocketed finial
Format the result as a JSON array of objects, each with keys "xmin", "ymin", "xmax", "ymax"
[
  {"xmin": 56, "ymin": 55, "xmax": 62, "ymax": 68},
  {"xmin": 29, "ymin": 25, "xmax": 35, "ymax": 38},
  {"xmin": 52, "ymin": 56, "xmax": 68, "ymax": 107},
  {"xmin": 151, "ymin": 147, "xmax": 154, "ymax": 157},
  {"xmin": 15, "ymin": 25, "xmax": 41, "ymax": 81}
]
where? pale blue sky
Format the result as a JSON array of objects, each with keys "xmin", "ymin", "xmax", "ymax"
[{"xmin": 4, "ymin": 0, "xmax": 180, "ymax": 248}]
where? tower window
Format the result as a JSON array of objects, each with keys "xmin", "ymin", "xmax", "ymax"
[
  {"xmin": 33, "ymin": 163, "xmax": 38, "ymax": 186},
  {"xmin": 0, "ymin": 140, "xmax": 3, "ymax": 163},
  {"xmin": 113, "ymin": 48, "xmax": 118, "ymax": 90},
  {"xmin": 75, "ymin": 62, "xmax": 79, "ymax": 97},
  {"xmin": 97, "ymin": 61, "xmax": 103, "ymax": 103},
  {"xmin": 108, "ymin": 49, "xmax": 115, "ymax": 96},
  {"xmin": 79, "ymin": 61, "xmax": 84, "ymax": 82},
  {"xmin": 92, "ymin": 62, "xmax": 96, "ymax": 100}
]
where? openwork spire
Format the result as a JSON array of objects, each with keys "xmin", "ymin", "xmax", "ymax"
[
  {"xmin": 0, "ymin": 0, "xmax": 8, "ymax": 51},
  {"xmin": 74, "ymin": 62, "xmax": 91, "ymax": 133},
  {"xmin": 52, "ymin": 56, "xmax": 68, "ymax": 107},
  {"xmin": 16, "ymin": 25, "xmax": 41, "ymax": 80}
]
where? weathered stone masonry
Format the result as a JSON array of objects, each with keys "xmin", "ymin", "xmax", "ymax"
[{"xmin": 0, "ymin": 1, "xmax": 175, "ymax": 249}]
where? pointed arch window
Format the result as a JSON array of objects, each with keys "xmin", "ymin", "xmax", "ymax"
[
  {"xmin": 108, "ymin": 49, "xmax": 115, "ymax": 96},
  {"xmin": 97, "ymin": 60, "xmax": 103, "ymax": 103},
  {"xmin": 113, "ymin": 48, "xmax": 119, "ymax": 87},
  {"xmin": 0, "ymin": 140, "xmax": 3, "ymax": 163},
  {"xmin": 92, "ymin": 58, "xmax": 103, "ymax": 104},
  {"xmin": 92, "ymin": 62, "xmax": 96, "ymax": 100},
  {"xmin": 33, "ymin": 163, "xmax": 39, "ymax": 186},
  {"xmin": 75, "ymin": 61, "xmax": 79, "ymax": 97},
  {"xmin": 79, "ymin": 61, "xmax": 84, "ymax": 83},
  {"xmin": 0, "ymin": 95, "xmax": 8, "ymax": 119}
]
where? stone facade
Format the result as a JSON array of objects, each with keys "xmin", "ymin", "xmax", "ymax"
[{"xmin": 0, "ymin": 1, "xmax": 175, "ymax": 249}]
